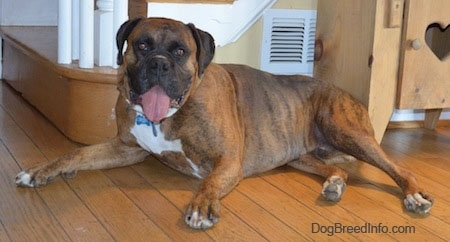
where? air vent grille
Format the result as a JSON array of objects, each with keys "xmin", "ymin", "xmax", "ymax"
[
  {"xmin": 261, "ymin": 9, "xmax": 316, "ymax": 75},
  {"xmin": 270, "ymin": 18, "xmax": 305, "ymax": 63}
]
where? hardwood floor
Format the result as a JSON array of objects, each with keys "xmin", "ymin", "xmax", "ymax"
[{"xmin": 0, "ymin": 80, "xmax": 449, "ymax": 241}]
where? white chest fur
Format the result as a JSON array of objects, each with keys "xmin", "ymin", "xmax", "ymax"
[
  {"xmin": 130, "ymin": 107, "xmax": 183, "ymax": 155},
  {"xmin": 129, "ymin": 105, "xmax": 202, "ymax": 178}
]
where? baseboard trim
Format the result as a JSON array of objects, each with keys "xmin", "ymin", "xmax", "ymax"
[{"xmin": 387, "ymin": 120, "xmax": 450, "ymax": 129}]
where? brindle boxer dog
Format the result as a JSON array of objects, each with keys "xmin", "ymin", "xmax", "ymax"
[{"xmin": 16, "ymin": 17, "xmax": 433, "ymax": 229}]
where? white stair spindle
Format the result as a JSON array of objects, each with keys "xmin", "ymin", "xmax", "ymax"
[
  {"xmin": 79, "ymin": 0, "xmax": 94, "ymax": 68},
  {"xmin": 112, "ymin": 0, "xmax": 129, "ymax": 68},
  {"xmin": 58, "ymin": 0, "xmax": 72, "ymax": 64},
  {"xmin": 71, "ymin": 0, "xmax": 79, "ymax": 60},
  {"xmin": 94, "ymin": 0, "xmax": 113, "ymax": 66}
]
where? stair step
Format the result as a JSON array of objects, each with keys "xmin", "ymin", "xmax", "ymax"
[{"xmin": 1, "ymin": 26, "xmax": 118, "ymax": 145}]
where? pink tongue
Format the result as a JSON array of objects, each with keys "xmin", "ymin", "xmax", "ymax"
[{"xmin": 140, "ymin": 85, "xmax": 171, "ymax": 123}]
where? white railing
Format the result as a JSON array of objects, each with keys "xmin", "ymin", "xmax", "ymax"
[{"xmin": 58, "ymin": 0, "xmax": 128, "ymax": 68}]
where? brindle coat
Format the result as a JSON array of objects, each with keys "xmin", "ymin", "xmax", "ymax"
[{"xmin": 16, "ymin": 18, "xmax": 433, "ymax": 229}]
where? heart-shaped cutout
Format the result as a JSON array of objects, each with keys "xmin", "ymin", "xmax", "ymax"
[{"xmin": 425, "ymin": 23, "xmax": 450, "ymax": 61}]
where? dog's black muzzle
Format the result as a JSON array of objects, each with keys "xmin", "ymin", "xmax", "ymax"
[{"xmin": 127, "ymin": 55, "xmax": 191, "ymax": 107}]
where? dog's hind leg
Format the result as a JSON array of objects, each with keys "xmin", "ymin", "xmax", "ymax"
[
  {"xmin": 288, "ymin": 153, "xmax": 349, "ymax": 202},
  {"xmin": 331, "ymin": 133, "xmax": 433, "ymax": 214},
  {"xmin": 16, "ymin": 137, "xmax": 149, "ymax": 187},
  {"xmin": 316, "ymin": 90, "xmax": 433, "ymax": 214}
]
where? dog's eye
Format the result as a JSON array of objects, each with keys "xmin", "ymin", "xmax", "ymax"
[
  {"xmin": 138, "ymin": 43, "xmax": 148, "ymax": 51},
  {"xmin": 175, "ymin": 48, "xmax": 185, "ymax": 57}
]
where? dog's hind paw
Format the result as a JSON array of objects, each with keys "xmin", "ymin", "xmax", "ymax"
[
  {"xmin": 321, "ymin": 176, "xmax": 346, "ymax": 202},
  {"xmin": 404, "ymin": 193, "xmax": 433, "ymax": 214}
]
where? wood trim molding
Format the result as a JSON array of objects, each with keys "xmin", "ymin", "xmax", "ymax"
[{"xmin": 387, "ymin": 120, "xmax": 450, "ymax": 129}]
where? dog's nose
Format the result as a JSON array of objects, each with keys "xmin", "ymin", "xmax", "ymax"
[{"xmin": 149, "ymin": 57, "xmax": 170, "ymax": 76}]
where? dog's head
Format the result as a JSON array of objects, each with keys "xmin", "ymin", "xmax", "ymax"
[{"xmin": 116, "ymin": 17, "xmax": 215, "ymax": 122}]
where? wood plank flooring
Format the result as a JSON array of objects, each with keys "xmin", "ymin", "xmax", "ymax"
[{"xmin": 0, "ymin": 80, "xmax": 449, "ymax": 241}]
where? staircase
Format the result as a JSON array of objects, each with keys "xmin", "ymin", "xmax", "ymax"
[{"xmin": 1, "ymin": 26, "xmax": 118, "ymax": 145}]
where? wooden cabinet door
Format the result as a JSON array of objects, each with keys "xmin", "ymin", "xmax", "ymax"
[{"xmin": 397, "ymin": 0, "xmax": 450, "ymax": 109}]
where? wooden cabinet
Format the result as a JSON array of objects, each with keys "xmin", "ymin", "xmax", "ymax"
[
  {"xmin": 397, "ymin": 0, "xmax": 450, "ymax": 129},
  {"xmin": 314, "ymin": 0, "xmax": 450, "ymax": 142}
]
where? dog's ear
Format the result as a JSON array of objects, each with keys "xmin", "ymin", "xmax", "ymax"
[
  {"xmin": 187, "ymin": 23, "xmax": 215, "ymax": 76},
  {"xmin": 116, "ymin": 18, "xmax": 144, "ymax": 65}
]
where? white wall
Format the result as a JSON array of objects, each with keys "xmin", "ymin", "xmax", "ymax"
[
  {"xmin": 391, "ymin": 109, "xmax": 450, "ymax": 121},
  {"xmin": 0, "ymin": 0, "xmax": 57, "ymax": 26},
  {"xmin": 147, "ymin": 0, "xmax": 276, "ymax": 47}
]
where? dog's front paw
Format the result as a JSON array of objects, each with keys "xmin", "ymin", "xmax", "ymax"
[
  {"xmin": 16, "ymin": 171, "xmax": 37, "ymax": 187},
  {"xmin": 15, "ymin": 166, "xmax": 74, "ymax": 187},
  {"xmin": 321, "ymin": 175, "xmax": 346, "ymax": 202},
  {"xmin": 185, "ymin": 197, "xmax": 220, "ymax": 229},
  {"xmin": 404, "ymin": 192, "xmax": 433, "ymax": 214},
  {"xmin": 16, "ymin": 169, "xmax": 57, "ymax": 187}
]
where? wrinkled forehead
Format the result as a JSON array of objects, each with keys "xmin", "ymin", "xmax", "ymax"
[{"xmin": 129, "ymin": 18, "xmax": 196, "ymax": 47}]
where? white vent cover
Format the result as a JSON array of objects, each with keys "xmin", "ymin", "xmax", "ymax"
[{"xmin": 260, "ymin": 9, "xmax": 317, "ymax": 76}]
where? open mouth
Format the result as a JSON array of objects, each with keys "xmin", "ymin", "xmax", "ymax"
[{"xmin": 133, "ymin": 85, "xmax": 184, "ymax": 123}]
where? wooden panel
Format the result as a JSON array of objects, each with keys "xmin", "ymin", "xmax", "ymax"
[
  {"xmin": 129, "ymin": 0, "xmax": 147, "ymax": 18},
  {"xmin": 315, "ymin": 0, "xmax": 402, "ymax": 142},
  {"xmin": 366, "ymin": 0, "xmax": 404, "ymax": 142},
  {"xmin": 314, "ymin": 0, "xmax": 376, "ymax": 105},
  {"xmin": 397, "ymin": 0, "xmax": 450, "ymax": 109}
]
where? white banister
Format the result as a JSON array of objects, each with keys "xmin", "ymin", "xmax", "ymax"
[
  {"xmin": 112, "ymin": 0, "xmax": 128, "ymax": 68},
  {"xmin": 58, "ymin": 0, "xmax": 128, "ymax": 68},
  {"xmin": 58, "ymin": 0, "xmax": 72, "ymax": 64},
  {"xmin": 79, "ymin": 0, "xmax": 94, "ymax": 68}
]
